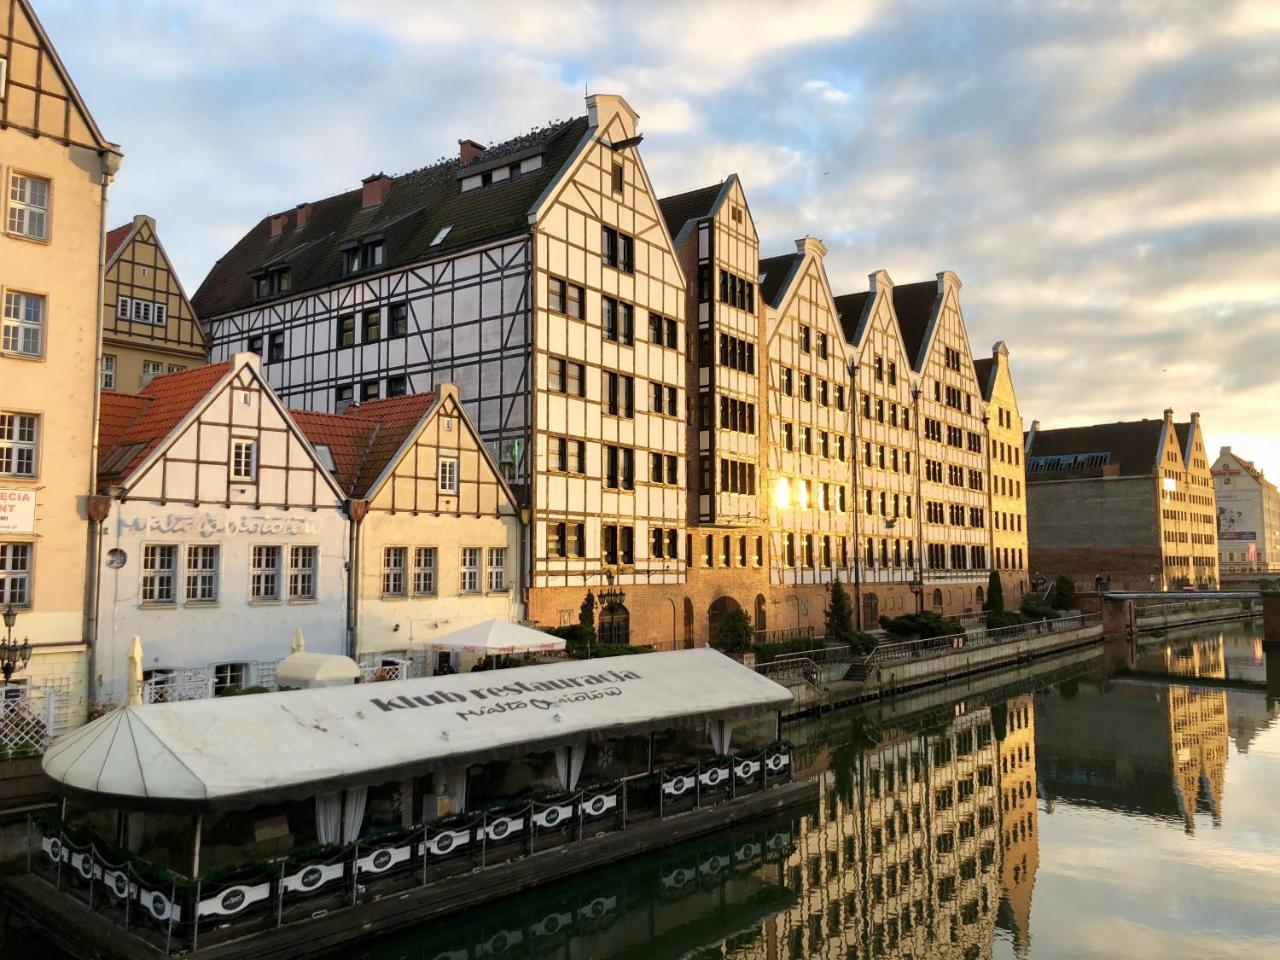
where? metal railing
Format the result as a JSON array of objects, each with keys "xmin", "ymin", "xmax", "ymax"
[
  {"xmin": 1134, "ymin": 598, "xmax": 1255, "ymax": 621},
  {"xmin": 29, "ymin": 744, "xmax": 793, "ymax": 955},
  {"xmin": 869, "ymin": 613, "xmax": 1101, "ymax": 665},
  {"xmin": 753, "ymin": 625, "xmax": 815, "ymax": 645}
]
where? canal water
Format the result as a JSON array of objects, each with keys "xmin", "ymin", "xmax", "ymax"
[{"xmin": 5, "ymin": 620, "xmax": 1277, "ymax": 959}]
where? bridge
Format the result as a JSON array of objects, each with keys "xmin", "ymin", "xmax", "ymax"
[{"xmin": 1091, "ymin": 590, "xmax": 1268, "ymax": 638}]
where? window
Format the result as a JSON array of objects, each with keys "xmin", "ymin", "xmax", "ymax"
[
  {"xmin": 250, "ymin": 545, "xmax": 282, "ymax": 600},
  {"xmin": 361, "ymin": 380, "xmax": 380, "ymax": 401},
  {"xmin": 780, "ymin": 367, "xmax": 793, "ymax": 395},
  {"xmin": 281, "ymin": 546, "xmax": 317, "ymax": 600},
  {"xmin": 383, "ymin": 546, "xmax": 407, "ymax": 596},
  {"xmin": 389, "ymin": 302, "xmax": 409, "ymax": 337},
  {"xmin": 247, "ymin": 334, "xmax": 264, "ymax": 357},
  {"xmin": 438, "ymin": 457, "xmax": 458, "ymax": 494},
  {"xmin": 336, "ymin": 313, "xmax": 355, "ymax": 348},
  {"xmin": 386, "ymin": 374, "xmax": 407, "ymax": 397},
  {"xmin": 549, "ymin": 357, "xmax": 585, "ymax": 396},
  {"xmin": 141, "ymin": 360, "xmax": 163, "ymax": 386},
  {"xmin": 231, "ymin": 440, "xmax": 257, "ymax": 482},
  {"xmin": 335, "ymin": 385, "xmax": 353, "ymax": 410},
  {"xmin": 213, "ymin": 663, "xmax": 248, "ymax": 695},
  {"xmin": 268, "ymin": 331, "xmax": 285, "ymax": 363},
  {"xmin": 413, "ymin": 547, "xmax": 437, "ymax": 595},
  {"xmin": 611, "ymin": 162, "xmax": 624, "ymax": 194},
  {"xmin": 343, "ymin": 240, "xmax": 384, "ymax": 275},
  {"xmin": 362, "ymin": 308, "xmax": 381, "ymax": 342},
  {"xmin": 604, "ymin": 445, "xmax": 634, "ymax": 489},
  {"xmin": 185, "ymin": 545, "xmax": 219, "ymax": 602},
  {"xmin": 552, "ymin": 436, "xmax": 586, "ymax": 474},
  {"xmin": 100, "ymin": 354, "xmax": 117, "ymax": 389},
  {"xmin": 7, "ymin": 174, "xmax": 49, "ymax": 240},
  {"xmin": 0, "ymin": 542, "xmax": 30, "ymax": 607},
  {"xmin": 602, "ymin": 297, "xmax": 634, "ymax": 344},
  {"xmin": 2, "ymin": 291, "xmax": 44, "ymax": 356},
  {"xmin": 460, "ymin": 547, "xmax": 481, "ymax": 593},
  {"xmin": 799, "ymin": 325, "xmax": 811, "ymax": 352},
  {"xmin": 253, "ymin": 269, "xmax": 290, "ymax": 299},
  {"xmin": 602, "ymin": 226, "xmax": 634, "ymax": 272},
  {"xmin": 487, "ymin": 547, "xmax": 507, "ymax": 592},
  {"xmin": 136, "ymin": 544, "xmax": 177, "ymax": 604},
  {"xmin": 0, "ymin": 413, "xmax": 37, "ymax": 477},
  {"xmin": 548, "ymin": 277, "xmax": 584, "ymax": 318},
  {"xmin": 551, "ymin": 522, "xmax": 585, "ymax": 558},
  {"xmin": 603, "ymin": 372, "xmax": 634, "ymax": 417}
]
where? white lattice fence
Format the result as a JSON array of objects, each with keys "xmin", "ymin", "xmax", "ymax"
[
  {"xmin": 358, "ymin": 656, "xmax": 410, "ymax": 683},
  {"xmin": 0, "ymin": 684, "xmax": 56, "ymax": 758}
]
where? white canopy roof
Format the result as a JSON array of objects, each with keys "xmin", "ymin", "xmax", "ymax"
[
  {"xmin": 428, "ymin": 619, "xmax": 566, "ymax": 655},
  {"xmin": 276, "ymin": 652, "xmax": 361, "ymax": 689},
  {"xmin": 42, "ymin": 649, "xmax": 791, "ymax": 811}
]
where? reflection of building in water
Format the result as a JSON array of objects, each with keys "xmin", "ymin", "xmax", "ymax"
[
  {"xmin": 726, "ymin": 708, "xmax": 1004, "ymax": 959},
  {"xmin": 1226, "ymin": 689, "xmax": 1280, "ymax": 754},
  {"xmin": 996, "ymin": 695, "xmax": 1038, "ymax": 956},
  {"xmin": 1161, "ymin": 636, "xmax": 1226, "ymax": 680},
  {"xmin": 1037, "ymin": 676, "xmax": 1229, "ymax": 834}
]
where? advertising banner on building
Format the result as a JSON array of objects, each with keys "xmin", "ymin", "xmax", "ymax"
[{"xmin": 0, "ymin": 489, "xmax": 35, "ymax": 534}]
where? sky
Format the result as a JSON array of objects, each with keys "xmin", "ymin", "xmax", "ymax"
[{"xmin": 36, "ymin": 0, "xmax": 1280, "ymax": 475}]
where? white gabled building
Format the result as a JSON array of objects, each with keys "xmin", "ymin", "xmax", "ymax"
[
  {"xmin": 1212, "ymin": 446, "xmax": 1280, "ymax": 572},
  {"xmin": 94, "ymin": 354, "xmax": 348, "ymax": 705}
]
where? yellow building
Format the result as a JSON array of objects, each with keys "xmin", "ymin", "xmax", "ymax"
[
  {"xmin": 977, "ymin": 342, "xmax": 1029, "ymax": 604},
  {"xmin": 0, "ymin": 0, "xmax": 120, "ymax": 726},
  {"xmin": 997, "ymin": 694, "xmax": 1039, "ymax": 956},
  {"xmin": 101, "ymin": 214, "xmax": 207, "ymax": 392}
]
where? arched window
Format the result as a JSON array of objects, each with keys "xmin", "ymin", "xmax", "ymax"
[
  {"xmin": 599, "ymin": 603, "xmax": 630, "ymax": 647},
  {"xmin": 754, "ymin": 594, "xmax": 768, "ymax": 631},
  {"xmin": 932, "ymin": 589, "xmax": 943, "ymax": 609},
  {"xmin": 975, "ymin": 586, "xmax": 985, "ymax": 605}
]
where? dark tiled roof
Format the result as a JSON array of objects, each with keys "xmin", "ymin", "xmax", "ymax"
[
  {"xmin": 1027, "ymin": 419, "xmax": 1166, "ymax": 478},
  {"xmin": 892, "ymin": 280, "xmax": 940, "ymax": 369},
  {"xmin": 758, "ymin": 253, "xmax": 801, "ymax": 308},
  {"xmin": 1174, "ymin": 422, "xmax": 1199, "ymax": 462},
  {"xmin": 833, "ymin": 291, "xmax": 871, "ymax": 344},
  {"xmin": 98, "ymin": 363, "xmax": 233, "ymax": 484},
  {"xmin": 192, "ymin": 117, "xmax": 590, "ymax": 319},
  {"xmin": 292, "ymin": 393, "xmax": 436, "ymax": 497},
  {"xmin": 105, "ymin": 223, "xmax": 133, "ymax": 263},
  {"xmin": 657, "ymin": 182, "xmax": 724, "ymax": 244},
  {"xmin": 973, "ymin": 357, "xmax": 995, "ymax": 400}
]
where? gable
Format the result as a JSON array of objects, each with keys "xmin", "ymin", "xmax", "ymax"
[
  {"xmin": 104, "ymin": 218, "xmax": 208, "ymax": 352},
  {"xmin": 0, "ymin": 0, "xmax": 118, "ymax": 153},
  {"xmin": 916, "ymin": 280, "xmax": 982, "ymax": 399}
]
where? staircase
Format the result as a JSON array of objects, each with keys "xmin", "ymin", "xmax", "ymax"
[{"xmin": 844, "ymin": 656, "xmax": 875, "ymax": 683}]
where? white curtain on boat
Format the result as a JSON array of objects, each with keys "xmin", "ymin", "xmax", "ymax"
[
  {"xmin": 341, "ymin": 786, "xmax": 367, "ymax": 844},
  {"xmin": 555, "ymin": 742, "xmax": 587, "ymax": 791},
  {"xmin": 316, "ymin": 792, "xmax": 342, "ymax": 845},
  {"xmin": 445, "ymin": 764, "xmax": 469, "ymax": 814},
  {"xmin": 708, "ymin": 719, "xmax": 734, "ymax": 755}
]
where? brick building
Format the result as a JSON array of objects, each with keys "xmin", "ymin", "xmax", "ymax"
[{"xmin": 1025, "ymin": 409, "xmax": 1219, "ymax": 591}]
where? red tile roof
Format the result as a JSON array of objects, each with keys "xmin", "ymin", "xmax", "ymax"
[
  {"xmin": 98, "ymin": 392, "xmax": 149, "ymax": 452},
  {"xmin": 97, "ymin": 362, "xmax": 232, "ymax": 484},
  {"xmin": 292, "ymin": 393, "xmax": 436, "ymax": 497},
  {"xmin": 105, "ymin": 223, "xmax": 133, "ymax": 263}
]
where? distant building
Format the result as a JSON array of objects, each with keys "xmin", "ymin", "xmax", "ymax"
[
  {"xmin": 1025, "ymin": 409, "xmax": 1218, "ymax": 591},
  {"xmin": 1211, "ymin": 447, "xmax": 1280, "ymax": 572},
  {"xmin": 976, "ymin": 342, "xmax": 1029, "ymax": 605},
  {"xmin": 101, "ymin": 214, "xmax": 208, "ymax": 392}
]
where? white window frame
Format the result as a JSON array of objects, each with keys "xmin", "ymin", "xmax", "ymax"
[
  {"xmin": 288, "ymin": 545, "xmax": 317, "ymax": 601},
  {"xmin": 413, "ymin": 546, "xmax": 437, "ymax": 596},
  {"xmin": 460, "ymin": 547, "xmax": 481, "ymax": 594},
  {"xmin": 250, "ymin": 544, "xmax": 282, "ymax": 601},
  {"xmin": 7, "ymin": 173, "xmax": 49, "ymax": 241},
  {"xmin": 140, "ymin": 543, "xmax": 177, "ymax": 604},
  {"xmin": 184, "ymin": 544, "xmax": 219, "ymax": 603},
  {"xmin": 2, "ymin": 290, "xmax": 44, "ymax": 357},
  {"xmin": 0, "ymin": 412, "xmax": 38, "ymax": 477},
  {"xmin": 486, "ymin": 547, "xmax": 507, "ymax": 593},
  {"xmin": 140, "ymin": 359, "xmax": 163, "ymax": 387},
  {"xmin": 438, "ymin": 457, "xmax": 458, "ymax": 494},
  {"xmin": 0, "ymin": 541, "xmax": 32, "ymax": 607},
  {"xmin": 131, "ymin": 299, "xmax": 153, "ymax": 324},
  {"xmin": 101, "ymin": 354, "xmax": 117, "ymax": 389},
  {"xmin": 213, "ymin": 662, "xmax": 249, "ymax": 694},
  {"xmin": 383, "ymin": 546, "xmax": 407, "ymax": 597},
  {"xmin": 231, "ymin": 439, "xmax": 257, "ymax": 482},
  {"xmin": 116, "ymin": 296, "xmax": 131, "ymax": 320}
]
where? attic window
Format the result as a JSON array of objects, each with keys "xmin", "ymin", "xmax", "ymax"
[
  {"xmin": 430, "ymin": 225, "xmax": 453, "ymax": 246},
  {"xmin": 100, "ymin": 441, "xmax": 147, "ymax": 478},
  {"xmin": 313, "ymin": 443, "xmax": 336, "ymax": 472},
  {"xmin": 253, "ymin": 268, "xmax": 291, "ymax": 300},
  {"xmin": 343, "ymin": 240, "xmax": 385, "ymax": 275}
]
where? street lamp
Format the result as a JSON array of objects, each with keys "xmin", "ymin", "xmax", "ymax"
[{"xmin": 1, "ymin": 604, "xmax": 33, "ymax": 686}]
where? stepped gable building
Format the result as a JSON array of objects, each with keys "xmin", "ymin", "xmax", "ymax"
[
  {"xmin": 101, "ymin": 214, "xmax": 208, "ymax": 393},
  {"xmin": 293, "ymin": 385, "xmax": 523, "ymax": 660},
  {"xmin": 1, "ymin": 0, "xmax": 121, "ymax": 727},
  {"xmin": 94, "ymin": 355, "xmax": 349, "ymax": 706},
  {"xmin": 975, "ymin": 342, "xmax": 1028, "ymax": 604},
  {"xmin": 196, "ymin": 94, "xmax": 688, "ymax": 648},
  {"xmin": 1211, "ymin": 446, "xmax": 1280, "ymax": 572},
  {"xmin": 1025, "ymin": 410, "xmax": 1219, "ymax": 591}
]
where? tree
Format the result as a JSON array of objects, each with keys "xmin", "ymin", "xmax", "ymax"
[
  {"xmin": 715, "ymin": 608, "xmax": 755, "ymax": 653},
  {"xmin": 1050, "ymin": 575, "xmax": 1076, "ymax": 611},
  {"xmin": 983, "ymin": 569, "xmax": 1004, "ymax": 614},
  {"xmin": 825, "ymin": 578, "xmax": 856, "ymax": 645},
  {"xmin": 578, "ymin": 591, "xmax": 597, "ymax": 642}
]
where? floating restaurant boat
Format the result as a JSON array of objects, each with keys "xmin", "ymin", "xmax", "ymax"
[{"xmin": 11, "ymin": 648, "xmax": 815, "ymax": 959}]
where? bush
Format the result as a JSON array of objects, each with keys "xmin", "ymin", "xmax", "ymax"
[
  {"xmin": 1020, "ymin": 598, "xmax": 1058, "ymax": 621},
  {"xmin": 878, "ymin": 611, "xmax": 964, "ymax": 639},
  {"xmin": 983, "ymin": 570, "xmax": 1004, "ymax": 614},
  {"xmin": 825, "ymin": 579, "xmax": 857, "ymax": 645},
  {"xmin": 566, "ymin": 641, "xmax": 654, "ymax": 659},
  {"xmin": 714, "ymin": 608, "xmax": 755, "ymax": 653},
  {"xmin": 1050, "ymin": 575, "xmax": 1076, "ymax": 610},
  {"xmin": 985, "ymin": 610, "xmax": 1027, "ymax": 629}
]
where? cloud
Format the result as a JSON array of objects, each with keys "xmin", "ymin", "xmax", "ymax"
[{"xmin": 33, "ymin": 0, "xmax": 1280, "ymax": 472}]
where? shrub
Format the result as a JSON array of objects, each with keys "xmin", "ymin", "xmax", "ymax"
[
  {"xmin": 714, "ymin": 608, "xmax": 755, "ymax": 653},
  {"xmin": 983, "ymin": 570, "xmax": 1004, "ymax": 614},
  {"xmin": 824, "ymin": 579, "xmax": 857, "ymax": 645},
  {"xmin": 1020, "ymin": 598, "xmax": 1058, "ymax": 621},
  {"xmin": 985, "ymin": 610, "xmax": 1027, "ymax": 629},
  {"xmin": 878, "ymin": 611, "xmax": 964, "ymax": 639},
  {"xmin": 1050, "ymin": 575, "xmax": 1076, "ymax": 610}
]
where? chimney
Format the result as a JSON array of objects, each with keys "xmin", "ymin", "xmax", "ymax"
[
  {"xmin": 458, "ymin": 139, "xmax": 486, "ymax": 164},
  {"xmin": 361, "ymin": 173, "xmax": 391, "ymax": 209},
  {"xmin": 295, "ymin": 202, "xmax": 311, "ymax": 230},
  {"xmin": 1190, "ymin": 411, "xmax": 1200, "ymax": 424},
  {"xmin": 1163, "ymin": 407, "xmax": 1174, "ymax": 423},
  {"xmin": 269, "ymin": 212, "xmax": 289, "ymax": 238}
]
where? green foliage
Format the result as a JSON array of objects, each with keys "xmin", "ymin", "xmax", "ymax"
[
  {"xmin": 566, "ymin": 641, "xmax": 653, "ymax": 659},
  {"xmin": 578, "ymin": 590, "xmax": 597, "ymax": 641},
  {"xmin": 878, "ymin": 611, "xmax": 964, "ymax": 640},
  {"xmin": 824, "ymin": 578, "xmax": 857, "ymax": 645},
  {"xmin": 1050, "ymin": 575, "xmax": 1076, "ymax": 610},
  {"xmin": 715, "ymin": 608, "xmax": 755, "ymax": 653},
  {"xmin": 983, "ymin": 570, "xmax": 1004, "ymax": 614},
  {"xmin": 985, "ymin": 610, "xmax": 1028, "ymax": 629},
  {"xmin": 1020, "ymin": 597, "xmax": 1058, "ymax": 621},
  {"xmin": 215, "ymin": 685, "xmax": 270, "ymax": 697}
]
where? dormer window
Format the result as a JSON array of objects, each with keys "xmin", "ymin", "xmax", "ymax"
[
  {"xmin": 342, "ymin": 240, "xmax": 385, "ymax": 275},
  {"xmin": 253, "ymin": 267, "xmax": 291, "ymax": 300},
  {"xmin": 430, "ymin": 225, "xmax": 453, "ymax": 246}
]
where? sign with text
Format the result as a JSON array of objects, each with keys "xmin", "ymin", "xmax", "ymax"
[
  {"xmin": 127, "ymin": 514, "xmax": 317, "ymax": 538},
  {"xmin": 0, "ymin": 489, "xmax": 35, "ymax": 534}
]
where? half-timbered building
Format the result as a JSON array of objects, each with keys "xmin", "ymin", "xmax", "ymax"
[
  {"xmin": 101, "ymin": 214, "xmax": 208, "ymax": 392},
  {"xmin": 293, "ymin": 384, "xmax": 522, "ymax": 666},
  {"xmin": 975, "ymin": 341, "xmax": 1029, "ymax": 604},
  {"xmin": 94, "ymin": 355, "xmax": 348, "ymax": 705}
]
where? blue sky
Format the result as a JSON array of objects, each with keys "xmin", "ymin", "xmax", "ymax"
[{"xmin": 38, "ymin": 0, "xmax": 1280, "ymax": 474}]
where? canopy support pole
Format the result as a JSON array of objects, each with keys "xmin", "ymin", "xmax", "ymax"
[{"xmin": 190, "ymin": 813, "xmax": 203, "ymax": 881}]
